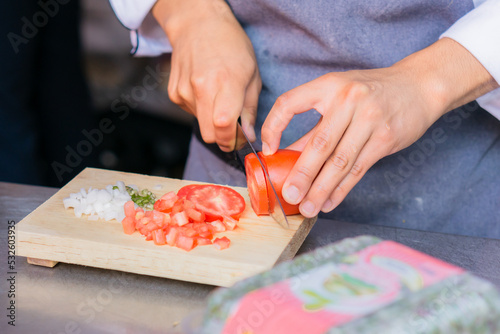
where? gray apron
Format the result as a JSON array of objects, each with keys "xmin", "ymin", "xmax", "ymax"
[{"xmin": 184, "ymin": 0, "xmax": 500, "ymax": 239}]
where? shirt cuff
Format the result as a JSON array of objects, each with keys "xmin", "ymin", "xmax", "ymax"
[
  {"xmin": 440, "ymin": 0, "xmax": 500, "ymax": 120},
  {"xmin": 109, "ymin": 0, "xmax": 172, "ymax": 56}
]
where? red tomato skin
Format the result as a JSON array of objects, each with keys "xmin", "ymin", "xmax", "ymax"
[
  {"xmin": 246, "ymin": 149, "xmax": 301, "ymax": 216},
  {"xmin": 245, "ymin": 153, "xmax": 269, "ymax": 215},
  {"xmin": 259, "ymin": 150, "xmax": 301, "ymax": 215},
  {"xmin": 121, "ymin": 216, "xmax": 136, "ymax": 235},
  {"xmin": 213, "ymin": 237, "xmax": 231, "ymax": 250}
]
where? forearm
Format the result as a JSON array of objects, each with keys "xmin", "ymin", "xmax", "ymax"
[{"xmin": 393, "ymin": 37, "xmax": 499, "ymax": 120}]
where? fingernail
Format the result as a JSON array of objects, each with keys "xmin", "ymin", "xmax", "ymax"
[
  {"xmin": 262, "ymin": 142, "xmax": 270, "ymax": 156},
  {"xmin": 321, "ymin": 199, "xmax": 333, "ymax": 212},
  {"xmin": 283, "ymin": 185, "xmax": 300, "ymax": 203},
  {"xmin": 302, "ymin": 201, "xmax": 316, "ymax": 216}
]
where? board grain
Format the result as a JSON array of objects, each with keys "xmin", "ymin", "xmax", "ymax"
[{"xmin": 16, "ymin": 168, "xmax": 316, "ymax": 287}]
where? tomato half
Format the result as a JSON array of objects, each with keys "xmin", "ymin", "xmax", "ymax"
[
  {"xmin": 176, "ymin": 184, "xmax": 246, "ymax": 221},
  {"xmin": 245, "ymin": 149, "xmax": 301, "ymax": 216}
]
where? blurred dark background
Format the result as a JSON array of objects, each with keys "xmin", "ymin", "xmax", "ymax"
[{"xmin": 0, "ymin": 0, "xmax": 193, "ymax": 187}]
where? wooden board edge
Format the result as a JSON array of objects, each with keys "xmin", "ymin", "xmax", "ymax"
[
  {"xmin": 274, "ymin": 216, "xmax": 317, "ymax": 264},
  {"xmin": 16, "ymin": 235, "xmax": 264, "ymax": 287}
]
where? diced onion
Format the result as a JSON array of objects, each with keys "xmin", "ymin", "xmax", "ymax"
[{"xmin": 63, "ymin": 181, "xmax": 132, "ymax": 221}]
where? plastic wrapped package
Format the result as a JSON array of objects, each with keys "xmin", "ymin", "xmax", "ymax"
[{"xmin": 199, "ymin": 236, "xmax": 500, "ymax": 334}]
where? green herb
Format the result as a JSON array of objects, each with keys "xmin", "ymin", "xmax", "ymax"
[{"xmin": 126, "ymin": 186, "xmax": 156, "ymax": 210}]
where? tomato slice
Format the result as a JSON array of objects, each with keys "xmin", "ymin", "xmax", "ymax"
[
  {"xmin": 177, "ymin": 184, "xmax": 246, "ymax": 221},
  {"xmin": 245, "ymin": 153, "xmax": 268, "ymax": 215},
  {"xmin": 245, "ymin": 149, "xmax": 301, "ymax": 216}
]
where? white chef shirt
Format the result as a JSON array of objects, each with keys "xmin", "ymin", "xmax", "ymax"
[{"xmin": 109, "ymin": 0, "xmax": 500, "ymax": 119}]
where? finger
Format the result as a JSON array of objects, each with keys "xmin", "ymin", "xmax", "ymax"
[
  {"xmin": 240, "ymin": 74, "xmax": 262, "ymax": 143},
  {"xmin": 167, "ymin": 55, "xmax": 182, "ymax": 106},
  {"xmin": 320, "ymin": 138, "xmax": 391, "ymax": 213},
  {"xmin": 192, "ymin": 81, "xmax": 217, "ymax": 144},
  {"xmin": 261, "ymin": 81, "xmax": 323, "ymax": 156},
  {"xmin": 298, "ymin": 119, "xmax": 373, "ymax": 217},
  {"xmin": 286, "ymin": 118, "xmax": 322, "ymax": 152},
  {"xmin": 212, "ymin": 82, "xmax": 246, "ymax": 152},
  {"xmin": 281, "ymin": 106, "xmax": 353, "ymax": 206}
]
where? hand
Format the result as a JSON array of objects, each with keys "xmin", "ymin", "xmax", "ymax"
[
  {"xmin": 261, "ymin": 38, "xmax": 498, "ymax": 218},
  {"xmin": 153, "ymin": 0, "xmax": 261, "ymax": 151}
]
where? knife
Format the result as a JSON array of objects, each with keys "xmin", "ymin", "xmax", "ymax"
[{"xmin": 234, "ymin": 119, "xmax": 290, "ymax": 229}]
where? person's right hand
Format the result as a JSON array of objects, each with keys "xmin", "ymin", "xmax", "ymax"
[{"xmin": 153, "ymin": 0, "xmax": 261, "ymax": 152}]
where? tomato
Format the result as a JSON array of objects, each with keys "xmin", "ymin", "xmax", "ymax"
[
  {"xmin": 177, "ymin": 184, "xmax": 246, "ymax": 221},
  {"xmin": 121, "ymin": 216, "xmax": 136, "ymax": 235},
  {"xmin": 177, "ymin": 235, "xmax": 195, "ymax": 251},
  {"xmin": 166, "ymin": 227, "xmax": 179, "ymax": 246},
  {"xmin": 122, "ymin": 186, "xmax": 239, "ymax": 251},
  {"xmin": 210, "ymin": 220, "xmax": 226, "ymax": 232},
  {"xmin": 213, "ymin": 237, "xmax": 231, "ymax": 250},
  {"xmin": 172, "ymin": 211, "xmax": 189, "ymax": 226},
  {"xmin": 154, "ymin": 191, "xmax": 178, "ymax": 213},
  {"xmin": 124, "ymin": 201, "xmax": 136, "ymax": 218},
  {"xmin": 152, "ymin": 229, "xmax": 166, "ymax": 245},
  {"xmin": 245, "ymin": 153, "xmax": 268, "ymax": 215},
  {"xmin": 223, "ymin": 215, "xmax": 237, "ymax": 231},
  {"xmin": 245, "ymin": 149, "xmax": 301, "ymax": 216},
  {"xmin": 195, "ymin": 237, "xmax": 212, "ymax": 246}
]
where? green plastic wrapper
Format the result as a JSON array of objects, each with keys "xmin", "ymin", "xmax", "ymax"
[{"xmin": 198, "ymin": 236, "xmax": 500, "ymax": 334}]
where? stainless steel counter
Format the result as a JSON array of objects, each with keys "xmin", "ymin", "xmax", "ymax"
[{"xmin": 1, "ymin": 181, "xmax": 499, "ymax": 333}]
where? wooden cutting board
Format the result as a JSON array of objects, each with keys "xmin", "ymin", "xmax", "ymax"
[{"xmin": 16, "ymin": 168, "xmax": 316, "ymax": 287}]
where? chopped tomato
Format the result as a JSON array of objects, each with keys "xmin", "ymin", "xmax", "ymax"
[
  {"xmin": 177, "ymin": 235, "xmax": 195, "ymax": 251},
  {"xmin": 121, "ymin": 216, "xmax": 136, "ymax": 235},
  {"xmin": 177, "ymin": 184, "xmax": 245, "ymax": 221},
  {"xmin": 135, "ymin": 209, "xmax": 145, "ymax": 221},
  {"xmin": 154, "ymin": 191, "xmax": 178, "ymax": 213},
  {"xmin": 124, "ymin": 201, "xmax": 136, "ymax": 218},
  {"xmin": 122, "ymin": 185, "xmax": 240, "ymax": 251},
  {"xmin": 210, "ymin": 220, "xmax": 226, "ymax": 232},
  {"xmin": 186, "ymin": 208, "xmax": 205, "ymax": 222},
  {"xmin": 245, "ymin": 149, "xmax": 301, "ymax": 216},
  {"xmin": 166, "ymin": 227, "xmax": 179, "ymax": 246},
  {"xmin": 172, "ymin": 211, "xmax": 189, "ymax": 226},
  {"xmin": 195, "ymin": 237, "xmax": 212, "ymax": 246},
  {"xmin": 213, "ymin": 237, "xmax": 231, "ymax": 250},
  {"xmin": 222, "ymin": 215, "xmax": 237, "ymax": 231},
  {"xmin": 152, "ymin": 229, "xmax": 166, "ymax": 245},
  {"xmin": 183, "ymin": 227, "xmax": 198, "ymax": 238},
  {"xmin": 160, "ymin": 191, "xmax": 178, "ymax": 202}
]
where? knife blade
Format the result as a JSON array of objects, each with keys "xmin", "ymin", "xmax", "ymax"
[{"xmin": 234, "ymin": 120, "xmax": 290, "ymax": 229}]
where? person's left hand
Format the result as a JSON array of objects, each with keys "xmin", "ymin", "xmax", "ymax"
[{"xmin": 261, "ymin": 38, "xmax": 498, "ymax": 218}]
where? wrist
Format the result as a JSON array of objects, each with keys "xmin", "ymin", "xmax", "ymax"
[
  {"xmin": 152, "ymin": 0, "xmax": 234, "ymax": 46},
  {"xmin": 393, "ymin": 38, "xmax": 499, "ymax": 121}
]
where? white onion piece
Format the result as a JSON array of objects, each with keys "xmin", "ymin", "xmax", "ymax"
[{"xmin": 63, "ymin": 181, "xmax": 131, "ymax": 221}]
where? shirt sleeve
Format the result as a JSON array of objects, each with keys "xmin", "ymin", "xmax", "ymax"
[
  {"xmin": 109, "ymin": 0, "xmax": 172, "ymax": 56},
  {"xmin": 440, "ymin": 0, "xmax": 500, "ymax": 120}
]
